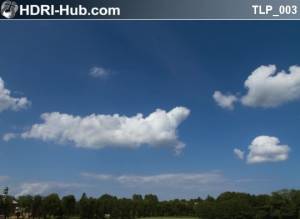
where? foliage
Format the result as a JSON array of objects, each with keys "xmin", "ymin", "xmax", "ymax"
[{"xmin": 1, "ymin": 188, "xmax": 300, "ymax": 219}]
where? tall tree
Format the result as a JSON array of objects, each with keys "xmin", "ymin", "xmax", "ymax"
[
  {"xmin": 62, "ymin": 195, "xmax": 76, "ymax": 217},
  {"xmin": 18, "ymin": 195, "xmax": 33, "ymax": 217},
  {"xmin": 42, "ymin": 193, "xmax": 62, "ymax": 219},
  {"xmin": 32, "ymin": 195, "xmax": 43, "ymax": 219}
]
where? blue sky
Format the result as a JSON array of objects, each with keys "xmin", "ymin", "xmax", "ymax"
[{"xmin": 0, "ymin": 21, "xmax": 300, "ymax": 200}]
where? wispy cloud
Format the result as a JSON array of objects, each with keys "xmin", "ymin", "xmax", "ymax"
[
  {"xmin": 15, "ymin": 182, "xmax": 86, "ymax": 197},
  {"xmin": 81, "ymin": 173, "xmax": 113, "ymax": 181},
  {"xmin": 3, "ymin": 133, "xmax": 17, "ymax": 141},
  {"xmin": 81, "ymin": 172, "xmax": 225, "ymax": 189},
  {"xmin": 233, "ymin": 148, "xmax": 244, "ymax": 160},
  {"xmin": 89, "ymin": 66, "xmax": 111, "ymax": 78},
  {"xmin": 0, "ymin": 175, "xmax": 9, "ymax": 181}
]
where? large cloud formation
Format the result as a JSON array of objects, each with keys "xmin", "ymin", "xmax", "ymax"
[
  {"xmin": 242, "ymin": 65, "xmax": 300, "ymax": 107},
  {"xmin": 234, "ymin": 135, "xmax": 290, "ymax": 164},
  {"xmin": 20, "ymin": 107, "xmax": 190, "ymax": 154},
  {"xmin": 0, "ymin": 77, "xmax": 30, "ymax": 112},
  {"xmin": 213, "ymin": 65, "xmax": 300, "ymax": 109}
]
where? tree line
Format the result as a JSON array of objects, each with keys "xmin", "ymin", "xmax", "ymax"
[{"xmin": 1, "ymin": 189, "xmax": 300, "ymax": 219}]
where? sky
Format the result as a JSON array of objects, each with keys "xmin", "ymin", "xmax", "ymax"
[{"xmin": 0, "ymin": 21, "xmax": 300, "ymax": 200}]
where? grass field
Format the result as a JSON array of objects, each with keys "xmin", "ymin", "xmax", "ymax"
[{"xmin": 140, "ymin": 217, "xmax": 197, "ymax": 219}]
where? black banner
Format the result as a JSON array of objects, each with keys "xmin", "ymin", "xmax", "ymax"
[{"xmin": 1, "ymin": 0, "xmax": 300, "ymax": 20}]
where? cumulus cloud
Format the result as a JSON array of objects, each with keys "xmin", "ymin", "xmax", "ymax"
[
  {"xmin": 89, "ymin": 66, "xmax": 111, "ymax": 78},
  {"xmin": 247, "ymin": 136, "xmax": 290, "ymax": 163},
  {"xmin": 235, "ymin": 136, "xmax": 290, "ymax": 164},
  {"xmin": 81, "ymin": 172, "xmax": 225, "ymax": 188},
  {"xmin": 16, "ymin": 182, "xmax": 84, "ymax": 196},
  {"xmin": 233, "ymin": 148, "xmax": 244, "ymax": 160},
  {"xmin": 19, "ymin": 107, "xmax": 190, "ymax": 154},
  {"xmin": 213, "ymin": 91, "xmax": 238, "ymax": 110},
  {"xmin": 214, "ymin": 65, "xmax": 300, "ymax": 108},
  {"xmin": 242, "ymin": 65, "xmax": 300, "ymax": 107},
  {"xmin": 0, "ymin": 77, "xmax": 30, "ymax": 112}
]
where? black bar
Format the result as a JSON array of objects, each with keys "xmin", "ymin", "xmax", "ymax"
[{"xmin": 1, "ymin": 0, "xmax": 300, "ymax": 20}]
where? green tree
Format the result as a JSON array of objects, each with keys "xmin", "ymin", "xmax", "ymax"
[
  {"xmin": 79, "ymin": 193, "xmax": 93, "ymax": 219},
  {"xmin": 42, "ymin": 193, "xmax": 62, "ymax": 219},
  {"xmin": 32, "ymin": 195, "xmax": 43, "ymax": 219},
  {"xmin": 62, "ymin": 195, "xmax": 76, "ymax": 217},
  {"xmin": 18, "ymin": 195, "xmax": 33, "ymax": 217},
  {"xmin": 0, "ymin": 188, "xmax": 14, "ymax": 219},
  {"xmin": 144, "ymin": 194, "xmax": 158, "ymax": 217},
  {"xmin": 196, "ymin": 196, "xmax": 216, "ymax": 219}
]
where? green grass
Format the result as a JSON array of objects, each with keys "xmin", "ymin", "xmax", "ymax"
[{"xmin": 139, "ymin": 217, "xmax": 197, "ymax": 219}]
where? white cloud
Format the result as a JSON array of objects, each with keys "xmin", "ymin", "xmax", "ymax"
[
  {"xmin": 214, "ymin": 65, "xmax": 300, "ymax": 108},
  {"xmin": 0, "ymin": 77, "xmax": 30, "ymax": 112},
  {"xmin": 233, "ymin": 148, "xmax": 244, "ymax": 160},
  {"xmin": 247, "ymin": 136, "xmax": 290, "ymax": 164},
  {"xmin": 213, "ymin": 91, "xmax": 238, "ymax": 110},
  {"xmin": 89, "ymin": 66, "xmax": 111, "ymax": 78},
  {"xmin": 235, "ymin": 136, "xmax": 290, "ymax": 164},
  {"xmin": 117, "ymin": 173, "xmax": 224, "ymax": 187},
  {"xmin": 81, "ymin": 172, "xmax": 113, "ymax": 180},
  {"xmin": 81, "ymin": 172, "xmax": 225, "ymax": 188},
  {"xmin": 3, "ymin": 133, "xmax": 17, "ymax": 141},
  {"xmin": 20, "ymin": 107, "xmax": 190, "ymax": 154},
  {"xmin": 16, "ymin": 182, "xmax": 84, "ymax": 196},
  {"xmin": 242, "ymin": 65, "xmax": 300, "ymax": 107}
]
